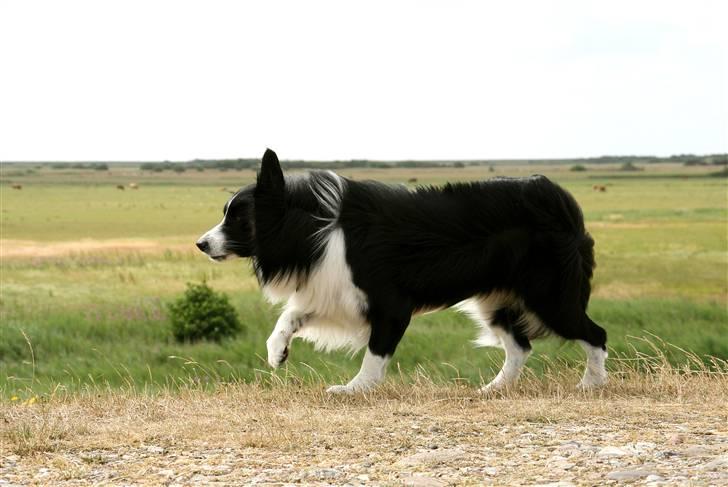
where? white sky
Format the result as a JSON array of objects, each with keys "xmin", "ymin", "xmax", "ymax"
[{"xmin": 1, "ymin": 1, "xmax": 726, "ymax": 161}]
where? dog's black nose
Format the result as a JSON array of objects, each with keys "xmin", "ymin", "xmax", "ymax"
[{"xmin": 196, "ymin": 240, "xmax": 209, "ymax": 252}]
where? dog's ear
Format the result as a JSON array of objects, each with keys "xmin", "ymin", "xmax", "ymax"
[{"xmin": 257, "ymin": 148, "xmax": 284, "ymax": 193}]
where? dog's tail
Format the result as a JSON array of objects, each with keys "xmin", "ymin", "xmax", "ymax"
[{"xmin": 522, "ymin": 176, "xmax": 595, "ymax": 313}]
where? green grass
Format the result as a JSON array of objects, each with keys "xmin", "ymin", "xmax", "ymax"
[
  {"xmin": 1, "ymin": 165, "xmax": 726, "ymax": 397},
  {"xmin": 2, "ymin": 295, "xmax": 725, "ymax": 396}
]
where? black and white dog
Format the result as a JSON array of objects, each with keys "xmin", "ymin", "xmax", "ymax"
[{"xmin": 196, "ymin": 149, "xmax": 608, "ymax": 393}]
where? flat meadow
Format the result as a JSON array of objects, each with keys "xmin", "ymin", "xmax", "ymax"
[
  {"xmin": 2, "ymin": 162, "xmax": 728, "ymax": 485},
  {"xmin": 1, "ymin": 162, "xmax": 726, "ymax": 396}
]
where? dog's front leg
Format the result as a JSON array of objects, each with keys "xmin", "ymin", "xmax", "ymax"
[
  {"xmin": 326, "ymin": 348, "xmax": 390, "ymax": 394},
  {"xmin": 266, "ymin": 309, "xmax": 310, "ymax": 368}
]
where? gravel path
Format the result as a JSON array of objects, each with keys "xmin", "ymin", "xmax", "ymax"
[{"xmin": 2, "ymin": 385, "xmax": 727, "ymax": 485}]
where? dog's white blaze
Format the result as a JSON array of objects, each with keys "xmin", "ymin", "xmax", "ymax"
[
  {"xmin": 198, "ymin": 219, "xmax": 226, "ymax": 256},
  {"xmin": 197, "ymin": 192, "xmax": 240, "ymax": 258},
  {"xmin": 326, "ymin": 349, "xmax": 390, "ymax": 394},
  {"xmin": 481, "ymin": 329, "xmax": 531, "ymax": 392},
  {"xmin": 578, "ymin": 340, "xmax": 608, "ymax": 388},
  {"xmin": 266, "ymin": 228, "xmax": 370, "ymax": 353}
]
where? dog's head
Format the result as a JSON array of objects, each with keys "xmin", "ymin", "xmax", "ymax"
[{"xmin": 196, "ymin": 148, "xmax": 283, "ymax": 261}]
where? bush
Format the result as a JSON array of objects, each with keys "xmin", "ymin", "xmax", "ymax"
[
  {"xmin": 620, "ymin": 162, "xmax": 643, "ymax": 171},
  {"xmin": 570, "ymin": 164, "xmax": 587, "ymax": 172},
  {"xmin": 168, "ymin": 282, "xmax": 241, "ymax": 342}
]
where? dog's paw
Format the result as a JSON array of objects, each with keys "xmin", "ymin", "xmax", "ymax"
[
  {"xmin": 577, "ymin": 374, "xmax": 608, "ymax": 390},
  {"xmin": 326, "ymin": 384, "xmax": 355, "ymax": 394},
  {"xmin": 479, "ymin": 379, "xmax": 509, "ymax": 396},
  {"xmin": 266, "ymin": 336, "xmax": 289, "ymax": 368}
]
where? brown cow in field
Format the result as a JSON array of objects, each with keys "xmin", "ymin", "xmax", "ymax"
[
  {"xmin": 116, "ymin": 185, "xmax": 125, "ymax": 190},
  {"xmin": 11, "ymin": 184, "xmax": 22, "ymax": 190},
  {"xmin": 592, "ymin": 185, "xmax": 607, "ymax": 192}
]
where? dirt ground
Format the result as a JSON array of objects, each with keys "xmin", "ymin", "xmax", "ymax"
[
  {"xmin": 2, "ymin": 380, "xmax": 727, "ymax": 486},
  {"xmin": 0, "ymin": 239, "xmax": 193, "ymax": 258}
]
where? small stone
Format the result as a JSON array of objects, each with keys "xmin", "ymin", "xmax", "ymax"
[
  {"xmin": 313, "ymin": 469, "xmax": 342, "ymax": 479},
  {"xmin": 667, "ymin": 434, "xmax": 684, "ymax": 445},
  {"xmin": 401, "ymin": 475, "xmax": 447, "ymax": 487},
  {"xmin": 597, "ymin": 446, "xmax": 631, "ymax": 458},
  {"xmin": 645, "ymin": 474, "xmax": 664, "ymax": 482},
  {"xmin": 606, "ymin": 470, "xmax": 655, "ymax": 481},
  {"xmin": 702, "ymin": 455, "xmax": 728, "ymax": 471},
  {"xmin": 201, "ymin": 465, "xmax": 232, "ymax": 475},
  {"xmin": 682, "ymin": 446, "xmax": 709, "ymax": 457},
  {"xmin": 145, "ymin": 445, "xmax": 165, "ymax": 454},
  {"xmin": 157, "ymin": 469, "xmax": 175, "ymax": 477},
  {"xmin": 397, "ymin": 448, "xmax": 464, "ymax": 466},
  {"xmin": 557, "ymin": 441, "xmax": 580, "ymax": 450}
]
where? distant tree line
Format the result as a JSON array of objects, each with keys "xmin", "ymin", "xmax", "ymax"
[
  {"xmin": 31, "ymin": 154, "xmax": 727, "ymax": 172},
  {"xmin": 50, "ymin": 162, "xmax": 109, "ymax": 170},
  {"xmin": 133, "ymin": 154, "xmax": 726, "ymax": 172}
]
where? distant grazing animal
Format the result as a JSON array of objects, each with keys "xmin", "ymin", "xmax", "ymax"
[
  {"xmin": 129, "ymin": 183, "xmax": 139, "ymax": 189},
  {"xmin": 196, "ymin": 149, "xmax": 607, "ymax": 394},
  {"xmin": 408, "ymin": 177, "xmax": 418, "ymax": 183},
  {"xmin": 11, "ymin": 184, "xmax": 22, "ymax": 190},
  {"xmin": 116, "ymin": 185, "xmax": 125, "ymax": 190},
  {"xmin": 592, "ymin": 185, "xmax": 607, "ymax": 192}
]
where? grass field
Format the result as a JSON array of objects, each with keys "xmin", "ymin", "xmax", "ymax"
[{"xmin": 1, "ymin": 163, "xmax": 726, "ymax": 397}]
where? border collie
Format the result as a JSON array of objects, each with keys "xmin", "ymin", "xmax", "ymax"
[{"xmin": 196, "ymin": 149, "xmax": 608, "ymax": 393}]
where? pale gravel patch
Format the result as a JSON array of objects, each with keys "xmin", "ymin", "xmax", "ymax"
[{"xmin": 1, "ymin": 384, "xmax": 727, "ymax": 485}]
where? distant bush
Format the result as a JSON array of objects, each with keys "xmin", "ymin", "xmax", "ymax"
[
  {"xmin": 570, "ymin": 164, "xmax": 587, "ymax": 172},
  {"xmin": 453, "ymin": 161, "xmax": 466, "ymax": 168},
  {"xmin": 620, "ymin": 162, "xmax": 643, "ymax": 171},
  {"xmin": 168, "ymin": 282, "xmax": 241, "ymax": 343},
  {"xmin": 173, "ymin": 166, "xmax": 186, "ymax": 173}
]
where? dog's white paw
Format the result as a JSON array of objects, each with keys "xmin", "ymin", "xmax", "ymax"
[
  {"xmin": 266, "ymin": 335, "xmax": 289, "ymax": 368},
  {"xmin": 326, "ymin": 384, "xmax": 355, "ymax": 394},
  {"xmin": 479, "ymin": 380, "xmax": 506, "ymax": 396},
  {"xmin": 577, "ymin": 373, "xmax": 608, "ymax": 390}
]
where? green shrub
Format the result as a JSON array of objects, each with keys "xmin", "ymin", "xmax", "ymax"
[
  {"xmin": 168, "ymin": 282, "xmax": 241, "ymax": 342},
  {"xmin": 620, "ymin": 161, "xmax": 642, "ymax": 171},
  {"xmin": 570, "ymin": 164, "xmax": 587, "ymax": 172}
]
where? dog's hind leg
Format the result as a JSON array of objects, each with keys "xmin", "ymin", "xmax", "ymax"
[
  {"xmin": 480, "ymin": 308, "xmax": 532, "ymax": 394},
  {"xmin": 577, "ymin": 316, "xmax": 608, "ymax": 389},
  {"xmin": 266, "ymin": 308, "xmax": 311, "ymax": 368}
]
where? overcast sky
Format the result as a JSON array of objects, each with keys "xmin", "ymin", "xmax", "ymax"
[{"xmin": 1, "ymin": 1, "xmax": 726, "ymax": 161}]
